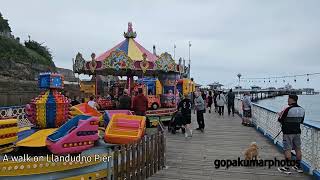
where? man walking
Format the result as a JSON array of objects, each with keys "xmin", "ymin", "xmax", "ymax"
[
  {"xmin": 226, "ymin": 89, "xmax": 235, "ymax": 116},
  {"xmin": 194, "ymin": 92, "xmax": 205, "ymax": 132},
  {"xmin": 277, "ymin": 95, "xmax": 305, "ymax": 174}
]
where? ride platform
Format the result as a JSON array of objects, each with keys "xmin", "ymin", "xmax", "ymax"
[{"xmin": 146, "ymin": 107, "xmax": 177, "ymax": 127}]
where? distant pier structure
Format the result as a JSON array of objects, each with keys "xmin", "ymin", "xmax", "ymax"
[
  {"xmin": 302, "ymin": 88, "xmax": 316, "ymax": 95},
  {"xmin": 233, "ymin": 87, "xmax": 303, "ymax": 102}
]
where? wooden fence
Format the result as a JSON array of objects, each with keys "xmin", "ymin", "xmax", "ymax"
[{"xmin": 112, "ymin": 130, "xmax": 166, "ymax": 180}]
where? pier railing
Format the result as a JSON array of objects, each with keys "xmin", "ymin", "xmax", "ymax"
[
  {"xmin": 112, "ymin": 131, "xmax": 166, "ymax": 180},
  {"xmin": 235, "ymin": 98, "xmax": 320, "ymax": 176}
]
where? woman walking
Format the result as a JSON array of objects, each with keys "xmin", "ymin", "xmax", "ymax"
[
  {"xmin": 194, "ymin": 92, "xmax": 205, "ymax": 132},
  {"xmin": 207, "ymin": 91, "xmax": 213, "ymax": 113},
  {"xmin": 216, "ymin": 91, "xmax": 226, "ymax": 116}
]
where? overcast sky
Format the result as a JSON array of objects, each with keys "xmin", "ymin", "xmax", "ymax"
[{"xmin": 1, "ymin": 0, "xmax": 320, "ymax": 90}]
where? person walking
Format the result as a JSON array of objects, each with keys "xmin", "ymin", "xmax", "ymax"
[
  {"xmin": 201, "ymin": 91, "xmax": 207, "ymax": 113},
  {"xmin": 132, "ymin": 88, "xmax": 148, "ymax": 116},
  {"xmin": 277, "ymin": 95, "xmax": 305, "ymax": 174},
  {"xmin": 213, "ymin": 90, "xmax": 218, "ymax": 113},
  {"xmin": 216, "ymin": 91, "xmax": 226, "ymax": 116},
  {"xmin": 207, "ymin": 91, "xmax": 213, "ymax": 113},
  {"xmin": 178, "ymin": 94, "xmax": 193, "ymax": 138},
  {"xmin": 242, "ymin": 92, "xmax": 252, "ymax": 126},
  {"xmin": 226, "ymin": 89, "xmax": 235, "ymax": 116},
  {"xmin": 194, "ymin": 92, "xmax": 205, "ymax": 132},
  {"xmin": 118, "ymin": 89, "xmax": 131, "ymax": 110}
]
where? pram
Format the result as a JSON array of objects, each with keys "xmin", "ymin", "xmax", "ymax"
[{"xmin": 168, "ymin": 111, "xmax": 186, "ymax": 134}]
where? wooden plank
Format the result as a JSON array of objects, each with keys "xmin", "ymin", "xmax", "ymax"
[
  {"xmin": 136, "ymin": 140, "xmax": 141, "ymax": 180},
  {"xmin": 154, "ymin": 131, "xmax": 158, "ymax": 173},
  {"xmin": 132, "ymin": 143, "xmax": 136, "ymax": 180},
  {"xmin": 157, "ymin": 131, "xmax": 161, "ymax": 171},
  {"xmin": 107, "ymin": 148, "xmax": 112, "ymax": 180},
  {"xmin": 161, "ymin": 131, "xmax": 165, "ymax": 169},
  {"xmin": 125, "ymin": 144, "xmax": 130, "ymax": 180},
  {"xmin": 120, "ymin": 145, "xmax": 125, "ymax": 180},
  {"xmin": 146, "ymin": 136, "xmax": 150, "ymax": 178},
  {"xmin": 150, "ymin": 134, "xmax": 154, "ymax": 176},
  {"xmin": 141, "ymin": 136, "xmax": 146, "ymax": 180},
  {"xmin": 113, "ymin": 146, "xmax": 119, "ymax": 180}
]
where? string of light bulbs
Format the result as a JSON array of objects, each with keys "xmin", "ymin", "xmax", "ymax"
[{"xmin": 240, "ymin": 72, "xmax": 320, "ymax": 83}]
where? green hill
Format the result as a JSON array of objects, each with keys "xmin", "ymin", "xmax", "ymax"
[{"xmin": 0, "ymin": 12, "xmax": 56, "ymax": 80}]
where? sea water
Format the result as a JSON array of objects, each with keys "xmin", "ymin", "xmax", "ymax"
[{"xmin": 256, "ymin": 95, "xmax": 320, "ymax": 126}]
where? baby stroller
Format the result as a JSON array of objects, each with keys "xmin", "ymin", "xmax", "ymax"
[{"xmin": 168, "ymin": 111, "xmax": 186, "ymax": 134}]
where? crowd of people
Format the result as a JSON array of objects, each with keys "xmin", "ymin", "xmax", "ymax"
[
  {"xmin": 69, "ymin": 87, "xmax": 305, "ymax": 173},
  {"xmin": 175, "ymin": 88, "xmax": 241, "ymax": 138}
]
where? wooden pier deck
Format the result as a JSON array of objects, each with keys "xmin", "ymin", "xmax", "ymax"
[{"xmin": 149, "ymin": 111, "xmax": 311, "ymax": 180}]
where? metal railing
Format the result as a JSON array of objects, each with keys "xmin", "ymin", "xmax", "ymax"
[
  {"xmin": 0, "ymin": 105, "xmax": 33, "ymax": 128},
  {"xmin": 234, "ymin": 98, "xmax": 320, "ymax": 175}
]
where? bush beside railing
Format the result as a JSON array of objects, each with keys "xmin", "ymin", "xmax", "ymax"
[{"xmin": 234, "ymin": 98, "xmax": 320, "ymax": 176}]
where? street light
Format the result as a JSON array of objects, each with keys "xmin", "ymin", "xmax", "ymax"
[
  {"xmin": 188, "ymin": 41, "xmax": 191, "ymax": 78},
  {"xmin": 237, "ymin": 73, "xmax": 242, "ymax": 98},
  {"xmin": 173, "ymin": 44, "xmax": 176, "ymax": 60}
]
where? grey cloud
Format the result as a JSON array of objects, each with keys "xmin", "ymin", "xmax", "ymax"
[{"xmin": 1, "ymin": 0, "xmax": 320, "ymax": 89}]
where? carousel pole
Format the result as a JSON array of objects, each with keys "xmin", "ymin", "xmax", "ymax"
[
  {"xmin": 95, "ymin": 74, "xmax": 98, "ymax": 96},
  {"xmin": 127, "ymin": 76, "xmax": 131, "ymax": 95}
]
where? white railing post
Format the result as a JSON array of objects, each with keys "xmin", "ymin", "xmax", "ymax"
[{"xmin": 309, "ymin": 128, "xmax": 315, "ymax": 175}]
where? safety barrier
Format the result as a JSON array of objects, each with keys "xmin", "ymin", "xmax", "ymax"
[
  {"xmin": 0, "ymin": 105, "xmax": 33, "ymax": 128},
  {"xmin": 112, "ymin": 131, "xmax": 166, "ymax": 180},
  {"xmin": 235, "ymin": 98, "xmax": 320, "ymax": 177}
]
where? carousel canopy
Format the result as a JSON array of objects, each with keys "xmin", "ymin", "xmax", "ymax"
[
  {"xmin": 73, "ymin": 22, "xmax": 187, "ymax": 77},
  {"xmin": 96, "ymin": 38, "xmax": 157, "ymax": 62}
]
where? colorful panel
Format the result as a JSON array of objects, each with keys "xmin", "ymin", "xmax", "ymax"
[
  {"xmin": 46, "ymin": 91, "xmax": 56, "ymax": 128},
  {"xmin": 133, "ymin": 39, "xmax": 158, "ymax": 61},
  {"xmin": 38, "ymin": 73, "xmax": 64, "ymax": 89},
  {"xmin": 128, "ymin": 38, "xmax": 144, "ymax": 60},
  {"xmin": 95, "ymin": 40, "xmax": 126, "ymax": 61},
  {"xmin": 118, "ymin": 39, "xmax": 129, "ymax": 54}
]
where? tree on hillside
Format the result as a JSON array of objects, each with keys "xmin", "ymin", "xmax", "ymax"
[
  {"xmin": 0, "ymin": 12, "xmax": 12, "ymax": 33},
  {"xmin": 24, "ymin": 39, "xmax": 53, "ymax": 61}
]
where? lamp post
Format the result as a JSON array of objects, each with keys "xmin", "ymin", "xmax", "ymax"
[
  {"xmin": 188, "ymin": 41, "xmax": 191, "ymax": 78},
  {"xmin": 237, "ymin": 73, "xmax": 242, "ymax": 98},
  {"xmin": 174, "ymin": 44, "xmax": 176, "ymax": 60}
]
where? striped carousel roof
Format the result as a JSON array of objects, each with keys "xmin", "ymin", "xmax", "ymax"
[{"xmin": 96, "ymin": 23, "xmax": 157, "ymax": 62}]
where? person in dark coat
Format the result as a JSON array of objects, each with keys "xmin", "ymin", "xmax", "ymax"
[
  {"xmin": 132, "ymin": 88, "xmax": 148, "ymax": 116},
  {"xmin": 178, "ymin": 94, "xmax": 193, "ymax": 138},
  {"xmin": 226, "ymin": 89, "xmax": 235, "ymax": 116},
  {"xmin": 118, "ymin": 89, "xmax": 131, "ymax": 110},
  {"xmin": 207, "ymin": 91, "xmax": 213, "ymax": 113}
]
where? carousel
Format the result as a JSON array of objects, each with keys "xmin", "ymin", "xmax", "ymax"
[{"xmin": 73, "ymin": 22, "xmax": 189, "ymax": 125}]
